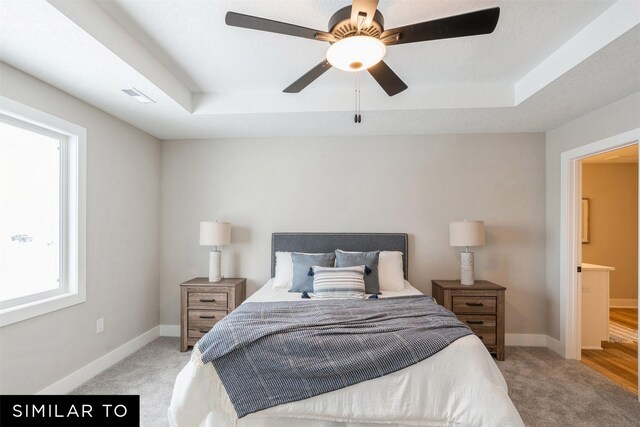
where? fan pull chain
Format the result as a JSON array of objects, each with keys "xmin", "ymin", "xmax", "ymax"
[{"xmin": 354, "ymin": 73, "xmax": 362, "ymax": 124}]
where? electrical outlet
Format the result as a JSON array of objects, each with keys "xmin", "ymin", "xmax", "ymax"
[{"xmin": 96, "ymin": 318, "xmax": 104, "ymax": 334}]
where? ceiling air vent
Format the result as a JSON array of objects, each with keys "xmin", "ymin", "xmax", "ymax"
[{"xmin": 122, "ymin": 88, "xmax": 155, "ymax": 104}]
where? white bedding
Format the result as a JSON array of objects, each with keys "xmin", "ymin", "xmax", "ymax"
[{"xmin": 169, "ymin": 282, "xmax": 524, "ymax": 427}]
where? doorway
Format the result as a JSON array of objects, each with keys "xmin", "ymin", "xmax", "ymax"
[
  {"xmin": 559, "ymin": 127, "xmax": 640, "ymax": 401},
  {"xmin": 579, "ymin": 144, "xmax": 638, "ymax": 395}
]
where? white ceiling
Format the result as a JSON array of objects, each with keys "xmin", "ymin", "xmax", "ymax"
[{"xmin": 1, "ymin": 0, "xmax": 639, "ymax": 139}]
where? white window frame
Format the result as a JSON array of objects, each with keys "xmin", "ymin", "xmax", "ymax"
[{"xmin": 0, "ymin": 96, "xmax": 86, "ymax": 327}]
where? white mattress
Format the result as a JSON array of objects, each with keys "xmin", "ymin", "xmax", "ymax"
[{"xmin": 169, "ymin": 281, "xmax": 524, "ymax": 427}]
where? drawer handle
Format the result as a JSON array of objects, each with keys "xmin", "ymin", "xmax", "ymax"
[
  {"xmin": 478, "ymin": 335, "xmax": 484, "ymax": 340},
  {"xmin": 467, "ymin": 320, "xmax": 484, "ymax": 325},
  {"xmin": 466, "ymin": 302, "xmax": 484, "ymax": 307},
  {"xmin": 200, "ymin": 299, "xmax": 216, "ymax": 303},
  {"xmin": 199, "ymin": 329, "xmax": 210, "ymax": 334},
  {"xmin": 199, "ymin": 315, "xmax": 216, "ymax": 319}
]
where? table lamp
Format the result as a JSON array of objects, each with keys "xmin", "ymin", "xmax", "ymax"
[
  {"xmin": 449, "ymin": 220, "xmax": 485, "ymax": 285},
  {"xmin": 200, "ymin": 221, "xmax": 231, "ymax": 282}
]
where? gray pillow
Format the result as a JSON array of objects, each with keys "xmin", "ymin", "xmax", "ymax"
[
  {"xmin": 289, "ymin": 252, "xmax": 336, "ymax": 293},
  {"xmin": 335, "ymin": 250, "xmax": 381, "ymax": 294}
]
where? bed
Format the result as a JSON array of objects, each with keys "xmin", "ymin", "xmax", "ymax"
[{"xmin": 169, "ymin": 233, "xmax": 523, "ymax": 427}]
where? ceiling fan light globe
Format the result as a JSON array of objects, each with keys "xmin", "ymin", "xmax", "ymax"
[{"xmin": 326, "ymin": 36, "xmax": 386, "ymax": 72}]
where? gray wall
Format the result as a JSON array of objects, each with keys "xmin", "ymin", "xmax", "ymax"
[
  {"xmin": 160, "ymin": 133, "xmax": 547, "ymax": 335},
  {"xmin": 545, "ymin": 92, "xmax": 640, "ymax": 341},
  {"xmin": 0, "ymin": 63, "xmax": 161, "ymax": 393}
]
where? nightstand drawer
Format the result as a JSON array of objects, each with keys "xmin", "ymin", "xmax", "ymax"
[
  {"xmin": 458, "ymin": 314, "xmax": 496, "ymax": 342},
  {"xmin": 187, "ymin": 310, "xmax": 226, "ymax": 338},
  {"xmin": 188, "ymin": 327, "xmax": 213, "ymax": 339},
  {"xmin": 475, "ymin": 332, "xmax": 497, "ymax": 346},
  {"xmin": 457, "ymin": 314, "xmax": 496, "ymax": 330},
  {"xmin": 188, "ymin": 292, "xmax": 228, "ymax": 309},
  {"xmin": 189, "ymin": 309, "xmax": 227, "ymax": 328},
  {"xmin": 452, "ymin": 296, "xmax": 496, "ymax": 314}
]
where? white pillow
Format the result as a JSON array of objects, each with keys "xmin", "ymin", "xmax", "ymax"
[
  {"xmin": 311, "ymin": 265, "xmax": 366, "ymax": 299},
  {"xmin": 272, "ymin": 251, "xmax": 293, "ymax": 289},
  {"xmin": 378, "ymin": 251, "xmax": 405, "ymax": 291}
]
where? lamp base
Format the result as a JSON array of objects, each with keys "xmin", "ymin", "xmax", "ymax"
[
  {"xmin": 460, "ymin": 252, "xmax": 474, "ymax": 285},
  {"xmin": 209, "ymin": 251, "xmax": 222, "ymax": 283}
]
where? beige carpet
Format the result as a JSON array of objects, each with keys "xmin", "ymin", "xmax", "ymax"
[
  {"xmin": 73, "ymin": 338, "xmax": 640, "ymax": 426},
  {"xmin": 499, "ymin": 346, "xmax": 639, "ymax": 426},
  {"xmin": 73, "ymin": 337, "xmax": 190, "ymax": 426}
]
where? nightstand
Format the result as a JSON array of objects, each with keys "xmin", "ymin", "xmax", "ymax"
[
  {"xmin": 180, "ymin": 277, "xmax": 246, "ymax": 352},
  {"xmin": 431, "ymin": 279, "xmax": 505, "ymax": 360}
]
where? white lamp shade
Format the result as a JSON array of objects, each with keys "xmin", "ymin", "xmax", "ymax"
[
  {"xmin": 449, "ymin": 221, "xmax": 485, "ymax": 247},
  {"xmin": 200, "ymin": 221, "xmax": 231, "ymax": 246}
]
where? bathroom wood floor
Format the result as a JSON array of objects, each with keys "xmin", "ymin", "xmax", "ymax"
[{"xmin": 582, "ymin": 308, "xmax": 638, "ymax": 395}]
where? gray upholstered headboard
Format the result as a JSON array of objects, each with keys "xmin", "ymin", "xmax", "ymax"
[{"xmin": 271, "ymin": 233, "xmax": 409, "ymax": 279}]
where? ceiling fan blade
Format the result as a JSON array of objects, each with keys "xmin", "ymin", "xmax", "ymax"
[
  {"xmin": 350, "ymin": 0, "xmax": 379, "ymax": 28},
  {"xmin": 368, "ymin": 61, "xmax": 408, "ymax": 96},
  {"xmin": 226, "ymin": 12, "xmax": 331, "ymax": 41},
  {"xmin": 283, "ymin": 60, "xmax": 332, "ymax": 93},
  {"xmin": 381, "ymin": 7, "xmax": 500, "ymax": 46}
]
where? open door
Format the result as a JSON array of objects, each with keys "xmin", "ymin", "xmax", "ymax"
[{"xmin": 559, "ymin": 128, "xmax": 640, "ymax": 401}]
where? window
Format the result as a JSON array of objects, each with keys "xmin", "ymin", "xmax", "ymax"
[{"xmin": 0, "ymin": 97, "xmax": 85, "ymax": 326}]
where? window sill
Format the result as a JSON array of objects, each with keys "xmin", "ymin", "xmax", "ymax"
[{"xmin": 0, "ymin": 291, "xmax": 86, "ymax": 327}]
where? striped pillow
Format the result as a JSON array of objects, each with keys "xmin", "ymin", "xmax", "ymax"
[{"xmin": 311, "ymin": 265, "xmax": 366, "ymax": 299}]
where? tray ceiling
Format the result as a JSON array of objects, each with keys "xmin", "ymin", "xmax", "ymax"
[{"xmin": 0, "ymin": 0, "xmax": 638, "ymax": 139}]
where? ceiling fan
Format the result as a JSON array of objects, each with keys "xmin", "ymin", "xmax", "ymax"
[{"xmin": 226, "ymin": 0, "xmax": 500, "ymax": 96}]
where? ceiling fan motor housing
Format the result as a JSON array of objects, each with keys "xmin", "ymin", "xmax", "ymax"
[{"xmin": 328, "ymin": 6, "xmax": 385, "ymax": 39}]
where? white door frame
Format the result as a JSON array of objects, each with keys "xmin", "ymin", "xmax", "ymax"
[{"xmin": 559, "ymin": 127, "xmax": 640, "ymax": 392}]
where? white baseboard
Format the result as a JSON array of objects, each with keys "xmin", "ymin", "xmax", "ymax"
[
  {"xmin": 610, "ymin": 298, "xmax": 638, "ymax": 308},
  {"xmin": 505, "ymin": 333, "xmax": 547, "ymax": 346},
  {"xmin": 505, "ymin": 334, "xmax": 564, "ymax": 356},
  {"xmin": 37, "ymin": 326, "xmax": 160, "ymax": 395},
  {"xmin": 160, "ymin": 324, "xmax": 180, "ymax": 337},
  {"xmin": 545, "ymin": 335, "xmax": 562, "ymax": 355}
]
